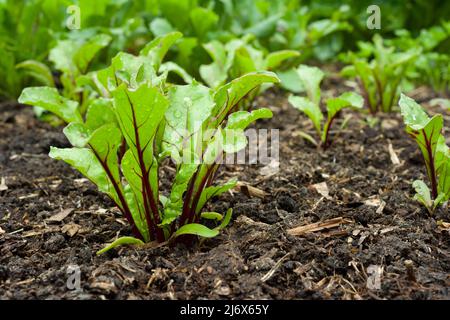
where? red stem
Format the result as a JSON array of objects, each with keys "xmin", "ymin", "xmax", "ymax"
[
  {"xmin": 124, "ymin": 91, "xmax": 165, "ymax": 242},
  {"xmin": 422, "ymin": 129, "xmax": 438, "ymax": 199},
  {"xmin": 91, "ymin": 148, "xmax": 143, "ymax": 240}
]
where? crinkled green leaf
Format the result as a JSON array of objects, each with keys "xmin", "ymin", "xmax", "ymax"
[
  {"xmin": 109, "ymin": 52, "xmax": 161, "ymax": 89},
  {"xmin": 162, "ymin": 81, "xmax": 215, "ymax": 163}
]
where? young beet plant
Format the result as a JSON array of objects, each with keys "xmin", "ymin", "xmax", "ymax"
[
  {"xmin": 341, "ymin": 34, "xmax": 420, "ymax": 113},
  {"xmin": 18, "ymin": 32, "xmax": 191, "ymax": 125},
  {"xmin": 288, "ymin": 65, "xmax": 363, "ymax": 148},
  {"xmin": 200, "ymin": 34, "xmax": 299, "ymax": 110},
  {"xmin": 399, "ymin": 94, "xmax": 450, "ymax": 214},
  {"xmin": 23, "ymin": 67, "xmax": 278, "ymax": 254},
  {"xmin": 18, "ymin": 32, "xmax": 279, "ymax": 253}
]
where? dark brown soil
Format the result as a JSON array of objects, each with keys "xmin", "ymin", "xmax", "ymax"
[{"xmin": 0, "ymin": 80, "xmax": 449, "ymax": 300}]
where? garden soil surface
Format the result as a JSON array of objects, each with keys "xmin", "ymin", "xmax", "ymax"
[{"xmin": 0, "ymin": 75, "xmax": 449, "ymax": 299}]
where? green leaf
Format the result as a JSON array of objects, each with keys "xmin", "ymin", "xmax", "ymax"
[
  {"xmin": 244, "ymin": 13, "xmax": 282, "ymax": 38},
  {"xmin": 352, "ymin": 59, "xmax": 377, "ymax": 112},
  {"xmin": 162, "ymin": 163, "xmax": 199, "ymax": 225},
  {"xmin": 74, "ymin": 34, "xmax": 112, "ymax": 74},
  {"xmin": 157, "ymin": 0, "xmax": 195, "ymax": 31},
  {"xmin": 113, "ymin": 84, "xmax": 168, "ymax": 164},
  {"xmin": 277, "ymin": 68, "xmax": 304, "ymax": 93},
  {"xmin": 159, "ymin": 62, "xmax": 193, "ymax": 84},
  {"xmin": 200, "ymin": 40, "xmax": 228, "ymax": 88},
  {"xmin": 288, "ymin": 95, "xmax": 323, "ymax": 134},
  {"xmin": 264, "ymin": 50, "xmax": 300, "ymax": 70},
  {"xmin": 436, "ymin": 136, "xmax": 450, "ymax": 202},
  {"xmin": 223, "ymin": 108, "xmax": 273, "ymax": 153},
  {"xmin": 124, "ymin": 185, "xmax": 150, "ymax": 242},
  {"xmin": 230, "ymin": 46, "xmax": 261, "ymax": 80},
  {"xmin": 160, "ymin": 83, "xmax": 216, "ymax": 225},
  {"xmin": 399, "ymin": 94, "xmax": 436, "ymax": 130},
  {"xmin": 63, "ymin": 123, "xmax": 92, "ymax": 148},
  {"xmin": 322, "ymin": 92, "xmax": 363, "ymax": 144},
  {"xmin": 226, "ymin": 108, "xmax": 273, "ymax": 130},
  {"xmin": 104, "ymin": 52, "xmax": 161, "ymax": 90},
  {"xmin": 189, "ymin": 7, "xmax": 218, "ymax": 40},
  {"xmin": 88, "ymin": 124, "xmax": 123, "ymax": 196},
  {"xmin": 121, "ymin": 149, "xmax": 159, "ymax": 225},
  {"xmin": 296, "ymin": 65, "xmax": 324, "ymax": 105},
  {"xmin": 215, "ymin": 208, "xmax": 233, "ymax": 232},
  {"xmin": 49, "ymin": 40, "xmax": 78, "ymax": 75},
  {"xmin": 340, "ymin": 65, "xmax": 357, "ymax": 78},
  {"xmin": 49, "ymin": 146, "xmax": 119, "ymax": 202},
  {"xmin": 212, "ymin": 72, "xmax": 279, "ymax": 127},
  {"xmin": 400, "ymin": 94, "xmax": 443, "ymax": 199},
  {"xmin": 113, "ymin": 83, "xmax": 168, "ymax": 211},
  {"xmin": 196, "ymin": 179, "xmax": 237, "ymax": 213},
  {"xmin": 296, "ymin": 130, "xmax": 318, "ymax": 146},
  {"xmin": 173, "ymin": 223, "xmax": 219, "ymax": 239},
  {"xmin": 150, "ymin": 18, "xmax": 175, "ymax": 37},
  {"xmin": 140, "ymin": 31, "xmax": 182, "ymax": 70},
  {"xmin": 162, "ymin": 81, "xmax": 215, "ymax": 163},
  {"xmin": 200, "ymin": 212, "xmax": 223, "ymax": 221},
  {"xmin": 58, "ymin": 123, "xmax": 123, "ymax": 207},
  {"xmin": 18, "ymin": 87, "xmax": 81, "ymax": 123},
  {"xmin": 84, "ymin": 98, "xmax": 117, "ymax": 131},
  {"xmin": 412, "ymin": 180, "xmax": 433, "ymax": 212},
  {"xmin": 96, "ymin": 236, "xmax": 144, "ymax": 255},
  {"xmin": 16, "ymin": 60, "xmax": 55, "ymax": 87}
]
